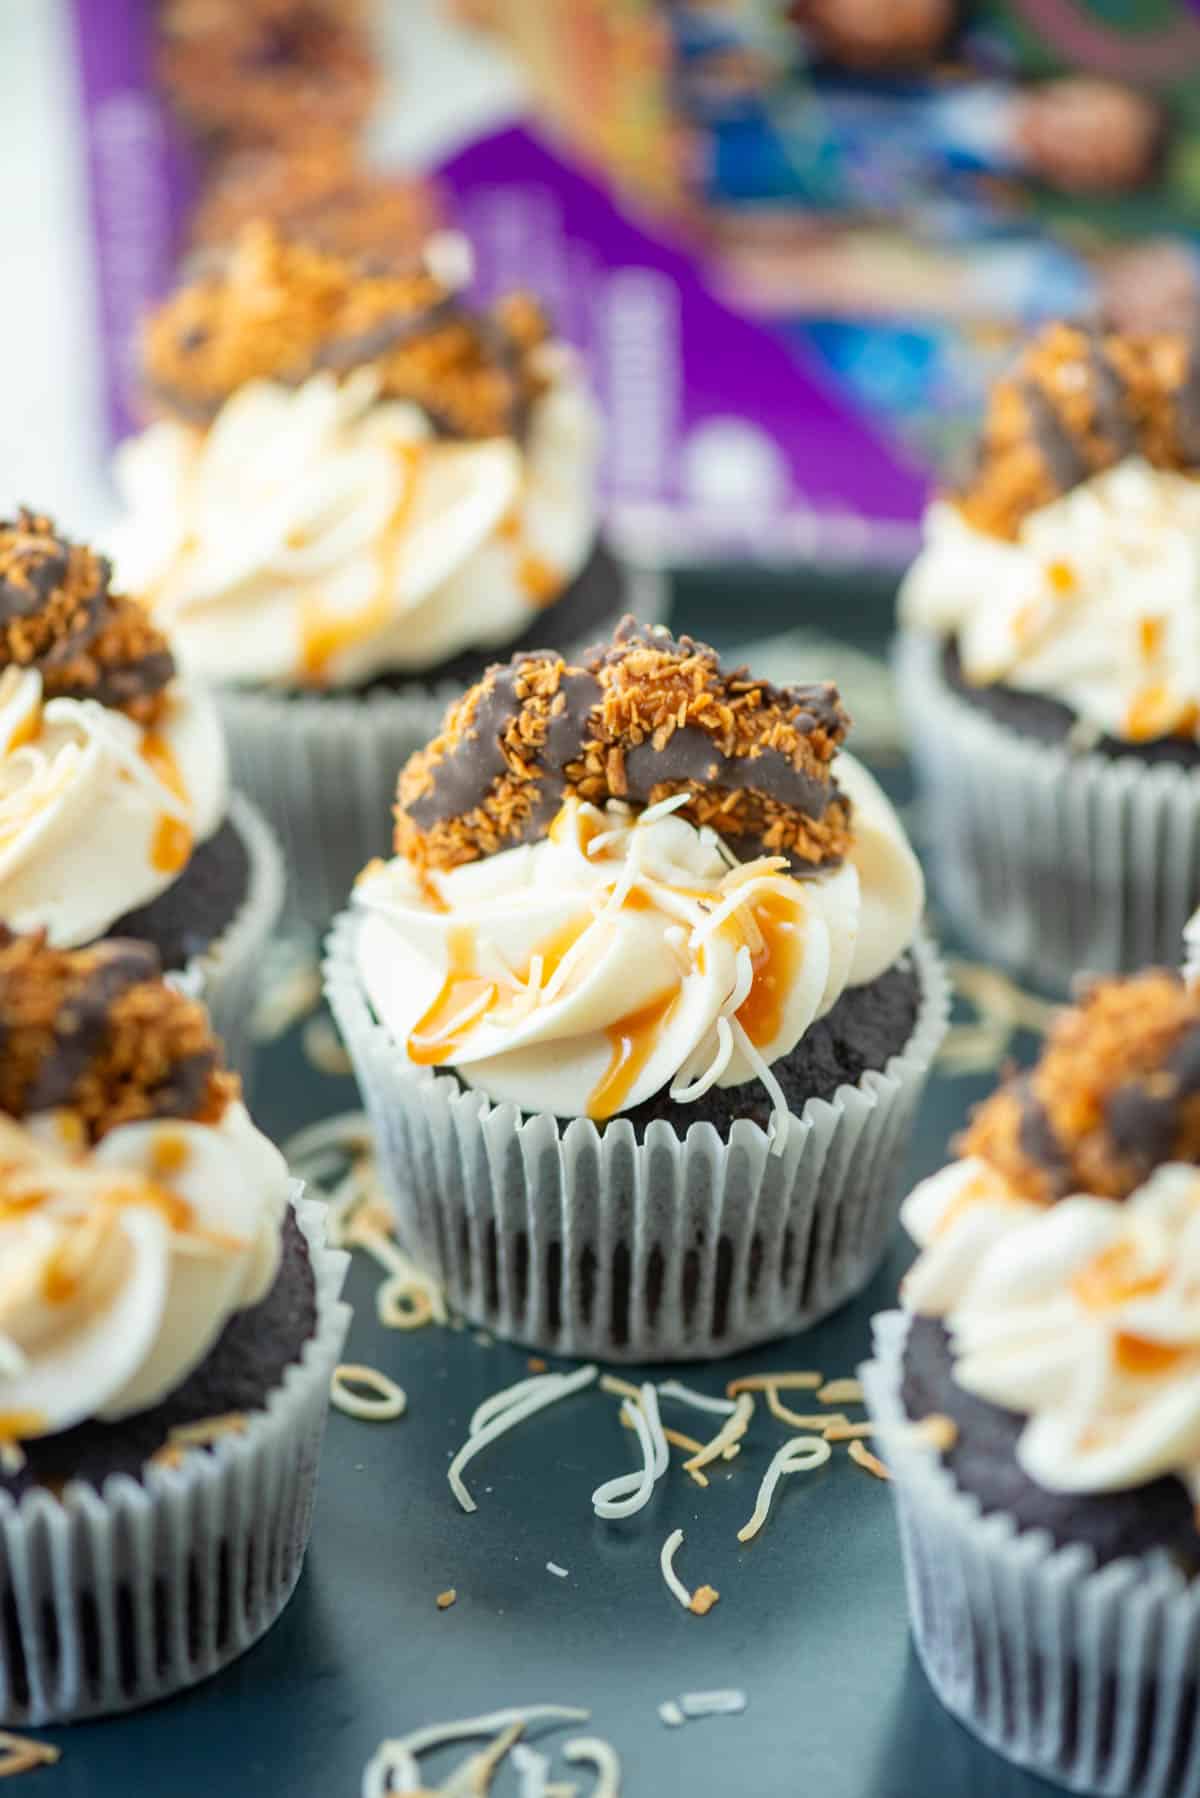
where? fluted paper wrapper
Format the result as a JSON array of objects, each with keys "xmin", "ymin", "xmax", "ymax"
[
  {"xmin": 864, "ymin": 1310, "xmax": 1200, "ymax": 1798},
  {"xmin": 898, "ymin": 632, "xmax": 1200, "ymax": 992},
  {"xmin": 182, "ymin": 791, "xmax": 286, "ymax": 1084},
  {"xmin": 0, "ymin": 1191, "xmax": 350, "ymax": 1726},
  {"xmin": 325, "ymin": 914, "xmax": 948, "ymax": 1361},
  {"xmin": 219, "ymin": 565, "xmax": 668, "ymax": 931}
]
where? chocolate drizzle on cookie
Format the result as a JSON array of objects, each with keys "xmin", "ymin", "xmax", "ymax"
[
  {"xmin": 143, "ymin": 222, "xmax": 552, "ymax": 439},
  {"xmin": 396, "ymin": 616, "xmax": 853, "ymax": 873},
  {"xmin": 961, "ymin": 970, "xmax": 1200, "ymax": 1202},
  {"xmin": 957, "ymin": 321, "xmax": 1200, "ymax": 538},
  {"xmin": 0, "ymin": 510, "xmax": 175, "ymax": 722},
  {"xmin": 0, "ymin": 927, "xmax": 236, "ymax": 1141}
]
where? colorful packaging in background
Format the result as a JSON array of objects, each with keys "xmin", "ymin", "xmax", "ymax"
[{"xmin": 70, "ymin": 0, "xmax": 1200, "ymax": 568}]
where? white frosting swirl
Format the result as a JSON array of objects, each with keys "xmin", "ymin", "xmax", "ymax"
[
  {"xmin": 0, "ymin": 1103, "xmax": 289, "ymax": 1438},
  {"xmin": 900, "ymin": 459, "xmax": 1200, "ymax": 743},
  {"xmin": 0, "ymin": 667, "xmax": 227, "ymax": 948},
  {"xmin": 902, "ymin": 1156, "xmax": 1200, "ymax": 1499},
  {"xmin": 354, "ymin": 753, "xmax": 923, "ymax": 1142},
  {"xmin": 109, "ymin": 357, "xmax": 601, "ymax": 689}
]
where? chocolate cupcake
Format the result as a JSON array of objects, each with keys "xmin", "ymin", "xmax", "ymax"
[
  {"xmin": 0, "ymin": 929, "xmax": 349, "ymax": 1723},
  {"xmin": 109, "ymin": 224, "xmax": 659, "ymax": 926},
  {"xmin": 326, "ymin": 618, "xmax": 947, "ymax": 1360},
  {"xmin": 0, "ymin": 510, "xmax": 282, "ymax": 1073},
  {"xmin": 157, "ymin": 0, "xmax": 378, "ymax": 153},
  {"xmin": 898, "ymin": 320, "xmax": 1200, "ymax": 990},
  {"xmin": 190, "ymin": 140, "xmax": 443, "ymax": 272},
  {"xmin": 864, "ymin": 968, "xmax": 1200, "ymax": 1796}
]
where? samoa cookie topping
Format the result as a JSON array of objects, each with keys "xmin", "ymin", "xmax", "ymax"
[
  {"xmin": 0, "ymin": 927, "xmax": 236, "ymax": 1141},
  {"xmin": 960, "ymin": 969, "xmax": 1200, "ymax": 1204},
  {"xmin": 957, "ymin": 321, "xmax": 1200, "ymax": 539},
  {"xmin": 0, "ymin": 509, "xmax": 175, "ymax": 723},
  {"xmin": 143, "ymin": 221, "xmax": 553, "ymax": 438},
  {"xmin": 395, "ymin": 617, "xmax": 853, "ymax": 873}
]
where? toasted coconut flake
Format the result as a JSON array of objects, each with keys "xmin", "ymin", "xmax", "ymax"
[
  {"xmin": 910, "ymin": 1413, "xmax": 958, "ymax": 1453},
  {"xmin": 849, "ymin": 1440, "xmax": 891, "ymax": 1481},
  {"xmin": 0, "ymin": 1733, "xmax": 61, "ymax": 1779},
  {"xmin": 737, "ymin": 1436, "xmax": 831, "ymax": 1543},
  {"xmin": 683, "ymin": 1392, "xmax": 754, "ymax": 1476},
  {"xmin": 764, "ymin": 1386, "xmax": 833, "ymax": 1430},
  {"xmin": 689, "ymin": 1585, "xmax": 720, "ymax": 1616},
  {"xmin": 618, "ymin": 1407, "xmax": 703, "ymax": 1460},
  {"xmin": 727, "ymin": 1373, "xmax": 821, "ymax": 1397},
  {"xmin": 823, "ymin": 1421, "xmax": 875, "ymax": 1442},
  {"xmin": 150, "ymin": 1412, "xmax": 248, "ymax": 1469},
  {"xmin": 440, "ymin": 1720, "xmax": 525, "ymax": 1797},
  {"xmin": 436, "ymin": 1588, "xmax": 457, "ymax": 1611},
  {"xmin": 599, "ymin": 1374, "xmax": 641, "ymax": 1403},
  {"xmin": 817, "ymin": 1378, "xmax": 864, "ymax": 1406}
]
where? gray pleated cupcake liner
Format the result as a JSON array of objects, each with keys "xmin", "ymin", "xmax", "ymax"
[
  {"xmin": 863, "ymin": 1309, "xmax": 1200, "ymax": 1798},
  {"xmin": 325, "ymin": 913, "xmax": 949, "ymax": 1361},
  {"xmin": 898, "ymin": 631, "xmax": 1200, "ymax": 993},
  {"xmin": 184, "ymin": 790, "xmax": 286, "ymax": 1087},
  {"xmin": 218, "ymin": 565, "xmax": 669, "ymax": 932},
  {"xmin": 0, "ymin": 1189, "xmax": 350, "ymax": 1725}
]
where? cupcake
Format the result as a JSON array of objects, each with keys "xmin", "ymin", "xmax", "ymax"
[
  {"xmin": 157, "ymin": 0, "xmax": 378, "ymax": 153},
  {"xmin": 864, "ymin": 968, "xmax": 1200, "ymax": 1796},
  {"xmin": 190, "ymin": 139, "xmax": 442, "ymax": 271},
  {"xmin": 109, "ymin": 224, "xmax": 657, "ymax": 926},
  {"xmin": 0, "ymin": 509, "xmax": 282, "ymax": 1074},
  {"xmin": 326, "ymin": 618, "xmax": 947, "ymax": 1361},
  {"xmin": 898, "ymin": 321, "xmax": 1200, "ymax": 989},
  {"xmin": 0, "ymin": 928, "xmax": 350, "ymax": 1723}
]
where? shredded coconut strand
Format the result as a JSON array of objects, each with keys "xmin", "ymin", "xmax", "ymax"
[
  {"xmin": 564, "ymin": 1736, "xmax": 622, "ymax": 1798},
  {"xmin": 331, "ymin": 1364, "xmax": 407, "ymax": 1422},
  {"xmin": 679, "ymin": 1691, "xmax": 748, "ymax": 1718},
  {"xmin": 546, "ymin": 1562, "xmax": 569, "ymax": 1579},
  {"xmin": 658, "ymin": 1701, "xmax": 685, "ymax": 1729},
  {"xmin": 658, "ymin": 1529, "xmax": 692, "ymax": 1610},
  {"xmin": 362, "ymin": 1707, "xmax": 590, "ymax": 1798},
  {"xmin": 737, "ymin": 1436, "xmax": 831, "ymax": 1543},
  {"xmin": 593, "ymin": 1396, "xmax": 657, "ymax": 1519},
  {"xmin": 512, "ymin": 1742, "xmax": 550, "ymax": 1798},
  {"xmin": 657, "ymin": 1380, "xmax": 737, "ymax": 1419},
  {"xmin": 728, "ymin": 1017, "xmax": 791, "ymax": 1156},
  {"xmin": 449, "ymin": 1365, "xmax": 598, "ymax": 1513}
]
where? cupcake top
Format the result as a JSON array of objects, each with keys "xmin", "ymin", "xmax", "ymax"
[
  {"xmin": 354, "ymin": 619, "xmax": 924, "ymax": 1139},
  {"xmin": 0, "ymin": 928, "xmax": 289, "ymax": 1442},
  {"xmin": 109, "ymin": 225, "xmax": 601, "ymax": 688},
  {"xmin": 0, "ymin": 510, "xmax": 227, "ymax": 948},
  {"xmin": 900, "ymin": 321, "xmax": 1200, "ymax": 745},
  {"xmin": 158, "ymin": 0, "xmax": 377, "ymax": 150},
  {"xmin": 902, "ymin": 968, "xmax": 1200, "ymax": 1498}
]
